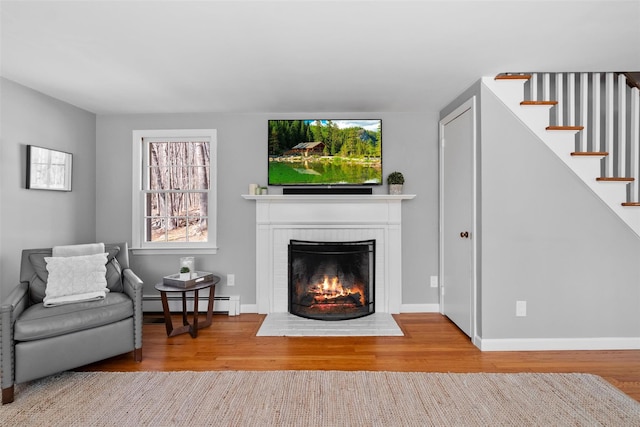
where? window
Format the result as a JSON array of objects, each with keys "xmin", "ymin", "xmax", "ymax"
[{"xmin": 132, "ymin": 129, "xmax": 217, "ymax": 254}]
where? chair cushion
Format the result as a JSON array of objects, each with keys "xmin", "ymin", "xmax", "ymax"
[
  {"xmin": 14, "ymin": 292, "xmax": 133, "ymax": 341},
  {"xmin": 27, "ymin": 245, "xmax": 123, "ymax": 303}
]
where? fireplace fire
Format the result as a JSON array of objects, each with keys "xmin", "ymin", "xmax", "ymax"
[{"xmin": 288, "ymin": 239, "xmax": 375, "ymax": 320}]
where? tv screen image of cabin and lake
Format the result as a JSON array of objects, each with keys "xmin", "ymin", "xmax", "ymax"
[{"xmin": 268, "ymin": 119, "xmax": 382, "ymax": 186}]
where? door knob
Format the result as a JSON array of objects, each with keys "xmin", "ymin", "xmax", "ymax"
[{"xmin": 460, "ymin": 231, "xmax": 469, "ymax": 238}]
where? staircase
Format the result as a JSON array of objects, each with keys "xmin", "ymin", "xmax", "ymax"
[{"xmin": 483, "ymin": 72, "xmax": 640, "ymax": 238}]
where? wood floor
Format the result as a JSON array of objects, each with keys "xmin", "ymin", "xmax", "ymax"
[{"xmin": 80, "ymin": 313, "xmax": 640, "ymax": 402}]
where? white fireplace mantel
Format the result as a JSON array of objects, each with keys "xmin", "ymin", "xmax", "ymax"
[{"xmin": 243, "ymin": 194, "xmax": 415, "ymax": 314}]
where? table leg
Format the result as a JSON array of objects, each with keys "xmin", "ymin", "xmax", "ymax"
[
  {"xmin": 191, "ymin": 289, "xmax": 199, "ymax": 338},
  {"xmin": 161, "ymin": 291, "xmax": 193, "ymax": 338},
  {"xmin": 191, "ymin": 285, "xmax": 215, "ymax": 335},
  {"xmin": 181, "ymin": 293, "xmax": 189, "ymax": 327},
  {"xmin": 159, "ymin": 291, "xmax": 174, "ymax": 336},
  {"xmin": 200, "ymin": 284, "xmax": 215, "ymax": 329}
]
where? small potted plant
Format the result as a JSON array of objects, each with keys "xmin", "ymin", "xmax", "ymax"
[
  {"xmin": 179, "ymin": 266, "xmax": 191, "ymax": 280},
  {"xmin": 387, "ymin": 171, "xmax": 404, "ymax": 195}
]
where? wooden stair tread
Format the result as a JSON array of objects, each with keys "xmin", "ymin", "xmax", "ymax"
[
  {"xmin": 521, "ymin": 100, "xmax": 558, "ymax": 106},
  {"xmin": 571, "ymin": 152, "xmax": 609, "ymax": 156},
  {"xmin": 622, "ymin": 202, "xmax": 640, "ymax": 206},
  {"xmin": 596, "ymin": 177, "xmax": 635, "ymax": 182},
  {"xmin": 546, "ymin": 125, "xmax": 584, "ymax": 131},
  {"xmin": 495, "ymin": 74, "xmax": 531, "ymax": 80}
]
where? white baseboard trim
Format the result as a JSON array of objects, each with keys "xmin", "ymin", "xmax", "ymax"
[
  {"xmin": 241, "ymin": 304, "xmax": 258, "ymax": 313},
  {"xmin": 477, "ymin": 336, "xmax": 640, "ymax": 351},
  {"xmin": 399, "ymin": 304, "xmax": 440, "ymax": 313},
  {"xmin": 143, "ymin": 294, "xmax": 240, "ymax": 316}
]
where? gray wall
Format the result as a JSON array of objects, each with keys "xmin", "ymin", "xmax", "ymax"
[
  {"xmin": 480, "ymin": 84, "xmax": 640, "ymax": 339},
  {"xmin": 3, "ymin": 75, "xmax": 638, "ymax": 340},
  {"xmin": 440, "ymin": 79, "xmax": 640, "ymax": 340},
  {"xmin": 95, "ymin": 113, "xmax": 439, "ymax": 306},
  {"xmin": 0, "ymin": 78, "xmax": 97, "ymax": 300}
]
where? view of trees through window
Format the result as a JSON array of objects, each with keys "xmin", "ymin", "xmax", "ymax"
[{"xmin": 145, "ymin": 140, "xmax": 210, "ymax": 243}]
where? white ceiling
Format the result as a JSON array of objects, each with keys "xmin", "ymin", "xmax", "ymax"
[{"xmin": 2, "ymin": 0, "xmax": 639, "ymax": 115}]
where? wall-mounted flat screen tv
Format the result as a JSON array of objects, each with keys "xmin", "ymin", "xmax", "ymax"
[{"xmin": 268, "ymin": 119, "xmax": 382, "ymax": 186}]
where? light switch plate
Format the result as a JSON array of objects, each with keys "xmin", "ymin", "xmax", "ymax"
[
  {"xmin": 430, "ymin": 276, "xmax": 438, "ymax": 288},
  {"xmin": 516, "ymin": 300, "xmax": 527, "ymax": 317}
]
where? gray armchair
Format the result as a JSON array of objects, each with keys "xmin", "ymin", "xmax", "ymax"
[{"xmin": 0, "ymin": 242, "xmax": 143, "ymax": 404}]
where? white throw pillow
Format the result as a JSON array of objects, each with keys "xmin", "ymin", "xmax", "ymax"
[{"xmin": 43, "ymin": 252, "xmax": 109, "ymax": 307}]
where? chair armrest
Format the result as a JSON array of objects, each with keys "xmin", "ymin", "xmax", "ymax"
[
  {"xmin": 1, "ymin": 282, "xmax": 29, "ymax": 316},
  {"xmin": 122, "ymin": 269, "xmax": 143, "ymax": 351},
  {"xmin": 1, "ymin": 282, "xmax": 29, "ymax": 391},
  {"xmin": 123, "ymin": 268, "xmax": 144, "ymax": 296}
]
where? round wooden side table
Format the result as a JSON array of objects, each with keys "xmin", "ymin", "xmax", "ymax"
[{"xmin": 154, "ymin": 276, "xmax": 221, "ymax": 338}]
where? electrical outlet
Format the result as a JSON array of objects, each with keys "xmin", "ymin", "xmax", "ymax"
[
  {"xmin": 227, "ymin": 273, "xmax": 235, "ymax": 287},
  {"xmin": 516, "ymin": 300, "xmax": 527, "ymax": 317},
  {"xmin": 430, "ymin": 276, "xmax": 438, "ymax": 288}
]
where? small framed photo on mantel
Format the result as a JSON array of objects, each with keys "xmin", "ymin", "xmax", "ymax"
[{"xmin": 26, "ymin": 145, "xmax": 73, "ymax": 191}]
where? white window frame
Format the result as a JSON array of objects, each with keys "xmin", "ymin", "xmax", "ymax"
[{"xmin": 132, "ymin": 129, "xmax": 218, "ymax": 255}]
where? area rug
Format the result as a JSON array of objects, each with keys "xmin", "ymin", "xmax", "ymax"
[
  {"xmin": 257, "ymin": 312, "xmax": 404, "ymax": 336},
  {"xmin": 4, "ymin": 371, "xmax": 639, "ymax": 426}
]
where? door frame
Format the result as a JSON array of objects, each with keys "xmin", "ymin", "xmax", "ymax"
[{"xmin": 438, "ymin": 96, "xmax": 479, "ymax": 346}]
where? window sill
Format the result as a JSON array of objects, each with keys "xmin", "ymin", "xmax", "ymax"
[{"xmin": 130, "ymin": 247, "xmax": 219, "ymax": 256}]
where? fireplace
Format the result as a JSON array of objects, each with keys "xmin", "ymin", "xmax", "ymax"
[
  {"xmin": 288, "ymin": 239, "xmax": 375, "ymax": 320},
  {"xmin": 243, "ymin": 194, "xmax": 415, "ymax": 314}
]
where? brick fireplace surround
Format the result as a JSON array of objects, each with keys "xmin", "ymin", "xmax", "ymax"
[{"xmin": 243, "ymin": 194, "xmax": 415, "ymax": 314}]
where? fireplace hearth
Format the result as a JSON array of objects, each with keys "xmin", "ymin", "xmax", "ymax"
[{"xmin": 289, "ymin": 239, "xmax": 375, "ymax": 321}]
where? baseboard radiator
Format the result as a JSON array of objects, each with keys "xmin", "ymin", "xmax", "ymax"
[{"xmin": 143, "ymin": 294, "xmax": 240, "ymax": 316}]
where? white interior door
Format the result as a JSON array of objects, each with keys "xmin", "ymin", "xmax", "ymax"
[{"xmin": 439, "ymin": 98, "xmax": 476, "ymax": 338}]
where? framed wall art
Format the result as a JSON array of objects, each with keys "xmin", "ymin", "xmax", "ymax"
[{"xmin": 26, "ymin": 145, "xmax": 73, "ymax": 191}]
